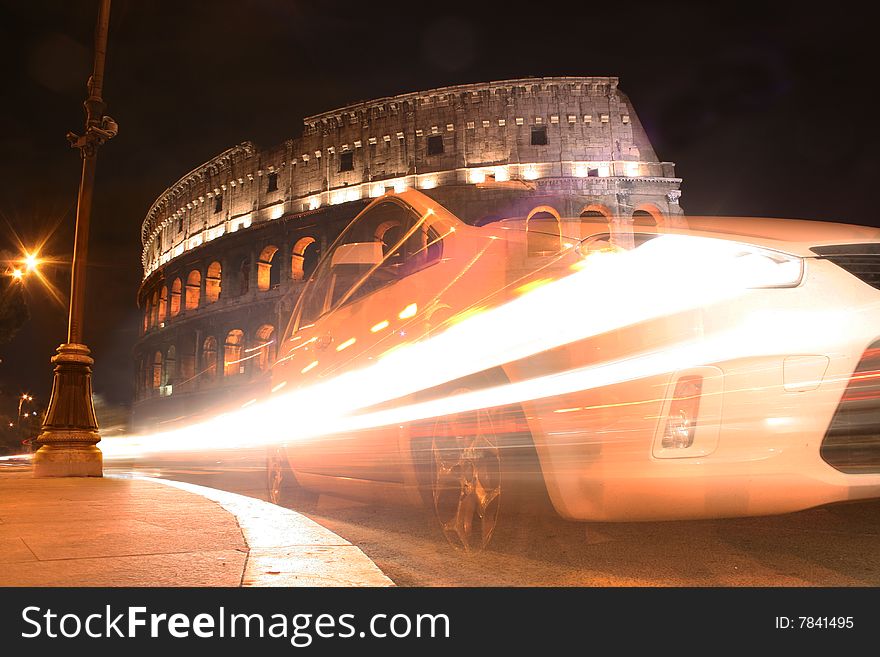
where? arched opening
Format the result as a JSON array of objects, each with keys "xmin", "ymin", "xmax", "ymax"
[
  {"xmin": 375, "ymin": 220, "xmax": 402, "ymax": 247},
  {"xmin": 164, "ymin": 345, "xmax": 176, "ymax": 388},
  {"xmin": 158, "ymin": 286, "xmax": 168, "ymax": 324},
  {"xmin": 202, "ymin": 336, "xmax": 218, "ymax": 380},
  {"xmin": 632, "ymin": 205, "xmax": 665, "ymax": 227},
  {"xmin": 291, "ymin": 237, "xmax": 320, "ymax": 282},
  {"xmin": 373, "ymin": 220, "xmax": 406, "ymax": 265},
  {"xmin": 579, "ymin": 205, "xmax": 613, "ymax": 238},
  {"xmin": 142, "ymin": 298, "xmax": 150, "ymax": 333},
  {"xmin": 150, "ymin": 290, "xmax": 159, "ymax": 328},
  {"xmin": 632, "ymin": 210, "xmax": 655, "ymax": 227},
  {"xmin": 579, "ymin": 204, "xmax": 613, "ymax": 219},
  {"xmin": 253, "ymin": 324, "xmax": 276, "ymax": 372},
  {"xmin": 170, "ymin": 278, "xmax": 182, "ymax": 317},
  {"xmin": 185, "ymin": 270, "xmax": 201, "ymax": 310},
  {"xmin": 257, "ymin": 246, "xmax": 280, "ymax": 291},
  {"xmin": 152, "ymin": 351, "xmax": 163, "ymax": 390},
  {"xmin": 206, "ymin": 261, "xmax": 222, "ymax": 303},
  {"xmin": 224, "ymin": 329, "xmax": 245, "ymax": 377},
  {"xmin": 526, "ymin": 206, "xmax": 562, "ymax": 257},
  {"xmin": 238, "ymin": 257, "xmax": 251, "ymax": 296}
]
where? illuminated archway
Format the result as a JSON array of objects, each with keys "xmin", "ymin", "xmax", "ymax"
[
  {"xmin": 253, "ymin": 324, "xmax": 276, "ymax": 372},
  {"xmin": 185, "ymin": 270, "xmax": 201, "ymax": 310},
  {"xmin": 291, "ymin": 237, "xmax": 319, "ymax": 282},
  {"xmin": 632, "ymin": 204, "xmax": 665, "ymax": 227},
  {"xmin": 579, "ymin": 204, "xmax": 613, "ymax": 238},
  {"xmin": 526, "ymin": 205, "xmax": 561, "ymax": 257},
  {"xmin": 224, "ymin": 329, "xmax": 245, "ymax": 376},
  {"xmin": 579, "ymin": 204, "xmax": 613, "ymax": 219},
  {"xmin": 206, "ymin": 261, "xmax": 221, "ymax": 303},
  {"xmin": 170, "ymin": 278, "xmax": 182, "ymax": 317},
  {"xmin": 202, "ymin": 336, "xmax": 218, "ymax": 379},
  {"xmin": 164, "ymin": 345, "xmax": 176, "ymax": 387},
  {"xmin": 257, "ymin": 246, "xmax": 280, "ymax": 291},
  {"xmin": 158, "ymin": 286, "xmax": 168, "ymax": 324},
  {"xmin": 150, "ymin": 290, "xmax": 159, "ymax": 328},
  {"xmin": 374, "ymin": 220, "xmax": 403, "ymax": 251}
]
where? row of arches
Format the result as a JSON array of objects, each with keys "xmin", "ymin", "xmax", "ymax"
[
  {"xmin": 523, "ymin": 203, "xmax": 665, "ymax": 257},
  {"xmin": 142, "ymin": 237, "xmax": 321, "ymax": 333},
  {"xmin": 142, "ymin": 324, "xmax": 277, "ymax": 395}
]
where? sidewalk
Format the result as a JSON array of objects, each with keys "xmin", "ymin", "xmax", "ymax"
[{"xmin": 0, "ymin": 464, "xmax": 392, "ymax": 587}]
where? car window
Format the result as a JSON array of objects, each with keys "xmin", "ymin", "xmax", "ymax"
[{"xmin": 296, "ymin": 200, "xmax": 442, "ymax": 326}]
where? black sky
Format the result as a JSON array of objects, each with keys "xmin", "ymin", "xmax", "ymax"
[{"xmin": 0, "ymin": 0, "xmax": 875, "ymax": 411}]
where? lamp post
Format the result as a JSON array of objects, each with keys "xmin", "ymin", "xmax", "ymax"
[
  {"xmin": 33, "ymin": 0, "xmax": 116, "ymax": 477},
  {"xmin": 17, "ymin": 394, "xmax": 33, "ymax": 429}
]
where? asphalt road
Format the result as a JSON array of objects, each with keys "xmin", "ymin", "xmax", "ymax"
[{"xmin": 108, "ymin": 452, "xmax": 880, "ymax": 586}]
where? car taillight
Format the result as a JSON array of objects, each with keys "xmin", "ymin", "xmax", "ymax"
[{"xmin": 661, "ymin": 376, "xmax": 703, "ymax": 449}]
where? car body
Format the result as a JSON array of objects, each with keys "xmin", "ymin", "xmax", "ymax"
[{"xmin": 270, "ymin": 189, "xmax": 880, "ymax": 548}]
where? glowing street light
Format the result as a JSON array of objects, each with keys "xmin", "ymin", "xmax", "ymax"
[
  {"xmin": 18, "ymin": 394, "xmax": 34, "ymax": 429},
  {"xmin": 23, "ymin": 252, "xmax": 40, "ymax": 272},
  {"xmin": 10, "ymin": 268, "xmax": 23, "ymax": 281}
]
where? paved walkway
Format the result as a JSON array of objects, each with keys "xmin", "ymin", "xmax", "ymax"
[{"xmin": 0, "ymin": 464, "xmax": 392, "ymax": 587}]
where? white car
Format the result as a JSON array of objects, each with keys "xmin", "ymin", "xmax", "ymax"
[{"xmin": 268, "ymin": 190, "xmax": 880, "ymax": 551}]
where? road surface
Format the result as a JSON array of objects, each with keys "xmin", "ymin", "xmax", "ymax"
[{"xmin": 107, "ymin": 451, "xmax": 880, "ymax": 586}]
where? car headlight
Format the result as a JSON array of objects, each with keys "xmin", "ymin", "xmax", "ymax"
[
  {"xmin": 595, "ymin": 234, "xmax": 805, "ymax": 289},
  {"xmin": 725, "ymin": 243, "xmax": 804, "ymax": 288}
]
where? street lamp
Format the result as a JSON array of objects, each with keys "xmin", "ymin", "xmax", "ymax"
[
  {"xmin": 23, "ymin": 252, "xmax": 40, "ymax": 273},
  {"xmin": 18, "ymin": 394, "xmax": 33, "ymax": 429},
  {"xmin": 33, "ymin": 0, "xmax": 116, "ymax": 478}
]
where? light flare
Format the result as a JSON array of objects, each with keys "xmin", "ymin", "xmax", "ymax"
[
  {"xmin": 398, "ymin": 303, "xmax": 418, "ymax": 319},
  {"xmin": 336, "ymin": 337, "xmax": 356, "ymax": 352},
  {"xmin": 24, "ymin": 252, "xmax": 40, "ymax": 272},
  {"xmin": 514, "ymin": 278, "xmax": 554, "ymax": 295}
]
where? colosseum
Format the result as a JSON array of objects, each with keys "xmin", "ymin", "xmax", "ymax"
[{"xmin": 133, "ymin": 76, "xmax": 683, "ymax": 429}]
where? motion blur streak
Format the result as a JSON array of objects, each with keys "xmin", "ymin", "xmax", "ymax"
[{"xmin": 90, "ymin": 235, "xmax": 849, "ymax": 460}]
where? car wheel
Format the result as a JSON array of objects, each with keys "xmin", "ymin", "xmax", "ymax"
[
  {"xmin": 266, "ymin": 445, "xmax": 318, "ymax": 509},
  {"xmin": 430, "ymin": 396, "xmax": 503, "ymax": 552}
]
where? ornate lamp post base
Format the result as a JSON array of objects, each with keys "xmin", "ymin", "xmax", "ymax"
[
  {"xmin": 33, "ymin": 443, "xmax": 102, "ymax": 478},
  {"xmin": 33, "ymin": 343, "xmax": 102, "ymax": 478}
]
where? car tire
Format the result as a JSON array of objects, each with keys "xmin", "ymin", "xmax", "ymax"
[
  {"xmin": 429, "ymin": 398, "xmax": 503, "ymax": 552},
  {"xmin": 422, "ymin": 381, "xmax": 551, "ymax": 553},
  {"xmin": 266, "ymin": 445, "xmax": 319, "ymax": 510}
]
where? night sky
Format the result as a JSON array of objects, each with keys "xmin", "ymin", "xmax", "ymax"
[{"xmin": 0, "ymin": 0, "xmax": 875, "ymax": 413}]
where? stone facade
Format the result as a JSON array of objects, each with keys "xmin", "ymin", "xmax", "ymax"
[{"xmin": 133, "ymin": 77, "xmax": 682, "ymax": 429}]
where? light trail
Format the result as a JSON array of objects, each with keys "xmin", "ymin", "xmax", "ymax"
[{"xmin": 95, "ymin": 233, "xmax": 830, "ymax": 461}]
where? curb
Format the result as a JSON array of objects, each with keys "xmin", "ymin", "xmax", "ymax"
[{"xmin": 122, "ymin": 476, "xmax": 394, "ymax": 587}]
